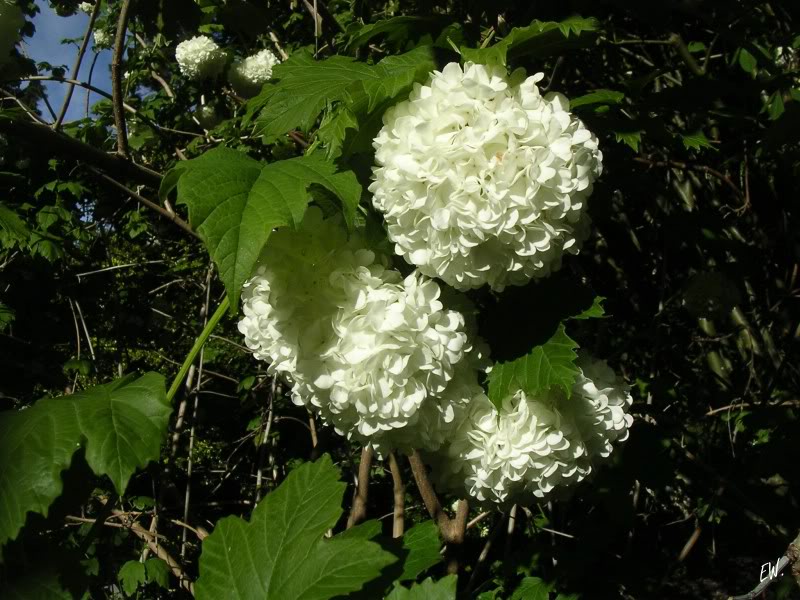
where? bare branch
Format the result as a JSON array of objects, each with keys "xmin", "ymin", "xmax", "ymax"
[
  {"xmin": 387, "ymin": 452, "xmax": 405, "ymax": 538},
  {"xmin": 347, "ymin": 445, "xmax": 374, "ymax": 529},
  {"xmin": 111, "ymin": 0, "xmax": 134, "ymax": 156},
  {"xmin": 0, "ymin": 117, "xmax": 162, "ymax": 187},
  {"xmin": 54, "ymin": 1, "xmax": 101, "ymax": 128}
]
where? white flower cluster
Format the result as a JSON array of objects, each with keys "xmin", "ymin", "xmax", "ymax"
[
  {"xmin": 239, "ymin": 208, "xmax": 475, "ymax": 446},
  {"xmin": 370, "ymin": 62, "xmax": 603, "ymax": 291},
  {"xmin": 429, "ymin": 354, "xmax": 633, "ymax": 506},
  {"xmin": 93, "ymin": 30, "xmax": 112, "ymax": 49},
  {"xmin": 175, "ymin": 35, "xmax": 227, "ymax": 80},
  {"xmin": 228, "ymin": 48, "xmax": 280, "ymax": 97},
  {"xmin": 0, "ymin": 0, "xmax": 23, "ymax": 68},
  {"xmin": 78, "ymin": 2, "xmax": 94, "ymax": 14}
]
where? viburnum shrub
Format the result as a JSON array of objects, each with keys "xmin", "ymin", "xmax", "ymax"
[{"xmin": 1, "ymin": 1, "xmax": 798, "ymax": 599}]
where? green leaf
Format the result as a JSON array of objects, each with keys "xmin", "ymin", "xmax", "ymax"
[
  {"xmin": 681, "ymin": 130, "xmax": 716, "ymax": 151},
  {"xmin": 118, "ymin": 560, "xmax": 146, "ymax": 596},
  {"xmin": 0, "ymin": 302, "xmax": 13, "ymax": 332},
  {"xmin": 738, "ymin": 48, "xmax": 757, "ymax": 74},
  {"xmin": 0, "ymin": 373, "xmax": 170, "ymax": 549},
  {"xmin": 172, "ymin": 148, "xmax": 361, "ymax": 307},
  {"xmin": 614, "ymin": 131, "xmax": 642, "ymax": 152},
  {"xmin": 572, "ymin": 296, "xmax": 606, "ymax": 320},
  {"xmin": 487, "ymin": 325, "xmax": 580, "ymax": 408},
  {"xmin": 570, "ymin": 89, "xmax": 625, "ymax": 109},
  {"xmin": 252, "ymin": 52, "xmax": 374, "ymax": 142},
  {"xmin": 253, "ymin": 47, "xmax": 434, "ymax": 143},
  {"xmin": 509, "ymin": 577, "xmax": 552, "ymax": 600},
  {"xmin": 318, "ymin": 106, "xmax": 359, "ymax": 159},
  {"xmin": 195, "ymin": 455, "xmax": 396, "ymax": 600},
  {"xmin": 399, "ymin": 521, "xmax": 442, "ymax": 581},
  {"xmin": 386, "ymin": 575, "xmax": 458, "ymax": 600},
  {"xmin": 766, "ymin": 92, "xmax": 785, "ymax": 121},
  {"xmin": 144, "ymin": 557, "xmax": 171, "ymax": 588},
  {"xmin": 0, "ymin": 202, "xmax": 30, "ymax": 244},
  {"xmin": 344, "ymin": 16, "xmax": 448, "ymax": 50},
  {"xmin": 461, "ymin": 17, "xmax": 599, "ymax": 66}
]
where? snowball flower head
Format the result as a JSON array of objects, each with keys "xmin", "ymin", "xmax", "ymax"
[
  {"xmin": 228, "ymin": 48, "xmax": 280, "ymax": 97},
  {"xmin": 430, "ymin": 354, "xmax": 633, "ymax": 506},
  {"xmin": 93, "ymin": 30, "xmax": 112, "ymax": 49},
  {"xmin": 238, "ymin": 208, "xmax": 472, "ymax": 441},
  {"xmin": 175, "ymin": 35, "xmax": 227, "ymax": 80},
  {"xmin": 78, "ymin": 2, "xmax": 94, "ymax": 14},
  {"xmin": 370, "ymin": 62, "xmax": 603, "ymax": 291}
]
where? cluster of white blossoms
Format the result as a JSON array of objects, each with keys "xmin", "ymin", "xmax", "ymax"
[
  {"xmin": 0, "ymin": 0, "xmax": 23, "ymax": 69},
  {"xmin": 239, "ymin": 208, "xmax": 474, "ymax": 444},
  {"xmin": 93, "ymin": 30, "xmax": 112, "ymax": 49},
  {"xmin": 228, "ymin": 48, "xmax": 280, "ymax": 97},
  {"xmin": 370, "ymin": 61, "xmax": 603, "ymax": 291},
  {"xmin": 428, "ymin": 354, "xmax": 633, "ymax": 506},
  {"xmin": 238, "ymin": 59, "xmax": 632, "ymax": 504},
  {"xmin": 78, "ymin": 2, "xmax": 94, "ymax": 14},
  {"xmin": 175, "ymin": 35, "xmax": 227, "ymax": 80}
]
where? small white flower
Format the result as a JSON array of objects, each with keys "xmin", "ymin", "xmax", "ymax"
[
  {"xmin": 228, "ymin": 48, "xmax": 280, "ymax": 97},
  {"xmin": 78, "ymin": 2, "xmax": 94, "ymax": 14},
  {"xmin": 238, "ymin": 208, "xmax": 473, "ymax": 443},
  {"xmin": 175, "ymin": 35, "xmax": 227, "ymax": 80},
  {"xmin": 370, "ymin": 62, "xmax": 603, "ymax": 291},
  {"xmin": 93, "ymin": 30, "xmax": 112, "ymax": 49},
  {"xmin": 429, "ymin": 354, "xmax": 633, "ymax": 506}
]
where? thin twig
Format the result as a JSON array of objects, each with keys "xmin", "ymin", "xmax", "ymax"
[
  {"xmin": 0, "ymin": 117, "xmax": 162, "ymax": 187},
  {"xmin": 633, "ymin": 156, "xmax": 743, "ymax": 199},
  {"xmin": 181, "ymin": 265, "xmax": 213, "ymax": 559},
  {"xmin": 76, "ymin": 260, "xmax": 164, "ymax": 279},
  {"xmin": 111, "ymin": 0, "xmax": 133, "ymax": 156},
  {"xmin": 706, "ymin": 400, "xmax": 800, "ymax": 416},
  {"xmin": 74, "ymin": 300, "xmax": 96, "ymax": 361},
  {"xmin": 85, "ymin": 52, "xmax": 100, "ymax": 118},
  {"xmin": 269, "ymin": 31, "xmax": 289, "ymax": 61},
  {"xmin": 254, "ymin": 378, "xmax": 276, "ymax": 503},
  {"xmin": 111, "ymin": 509, "xmax": 194, "ymax": 595},
  {"xmin": 54, "ymin": 1, "xmax": 101, "ymax": 128},
  {"xmin": 466, "ymin": 513, "xmax": 506, "ymax": 596},
  {"xmin": 88, "ymin": 167, "xmax": 199, "ymax": 239}
]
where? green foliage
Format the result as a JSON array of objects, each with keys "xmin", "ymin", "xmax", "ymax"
[
  {"xmin": 397, "ymin": 521, "xmax": 442, "ymax": 581},
  {"xmin": 570, "ymin": 89, "xmax": 625, "ymax": 109},
  {"xmin": 118, "ymin": 560, "xmax": 146, "ymax": 596},
  {"xmin": 166, "ymin": 148, "xmax": 361, "ymax": 306},
  {"xmin": 2, "ymin": 1, "xmax": 800, "ymax": 598},
  {"xmin": 386, "ymin": 575, "xmax": 457, "ymax": 600},
  {"xmin": 487, "ymin": 324, "xmax": 580, "ymax": 407},
  {"xmin": 195, "ymin": 455, "xmax": 396, "ymax": 600},
  {"xmin": 144, "ymin": 557, "xmax": 171, "ymax": 588},
  {"xmin": 0, "ymin": 201, "xmax": 30, "ymax": 245},
  {"xmin": 251, "ymin": 46, "xmax": 435, "ymax": 144},
  {"xmin": 509, "ymin": 577, "xmax": 551, "ymax": 600},
  {"xmin": 461, "ymin": 17, "xmax": 599, "ymax": 66},
  {"xmin": 681, "ymin": 130, "xmax": 716, "ymax": 151},
  {"xmin": 0, "ymin": 373, "xmax": 170, "ymax": 549}
]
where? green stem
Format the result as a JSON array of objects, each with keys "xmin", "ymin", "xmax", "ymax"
[{"xmin": 166, "ymin": 296, "xmax": 230, "ymax": 403}]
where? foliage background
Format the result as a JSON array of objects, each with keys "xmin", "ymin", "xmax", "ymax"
[{"xmin": 1, "ymin": 0, "xmax": 799, "ymax": 598}]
